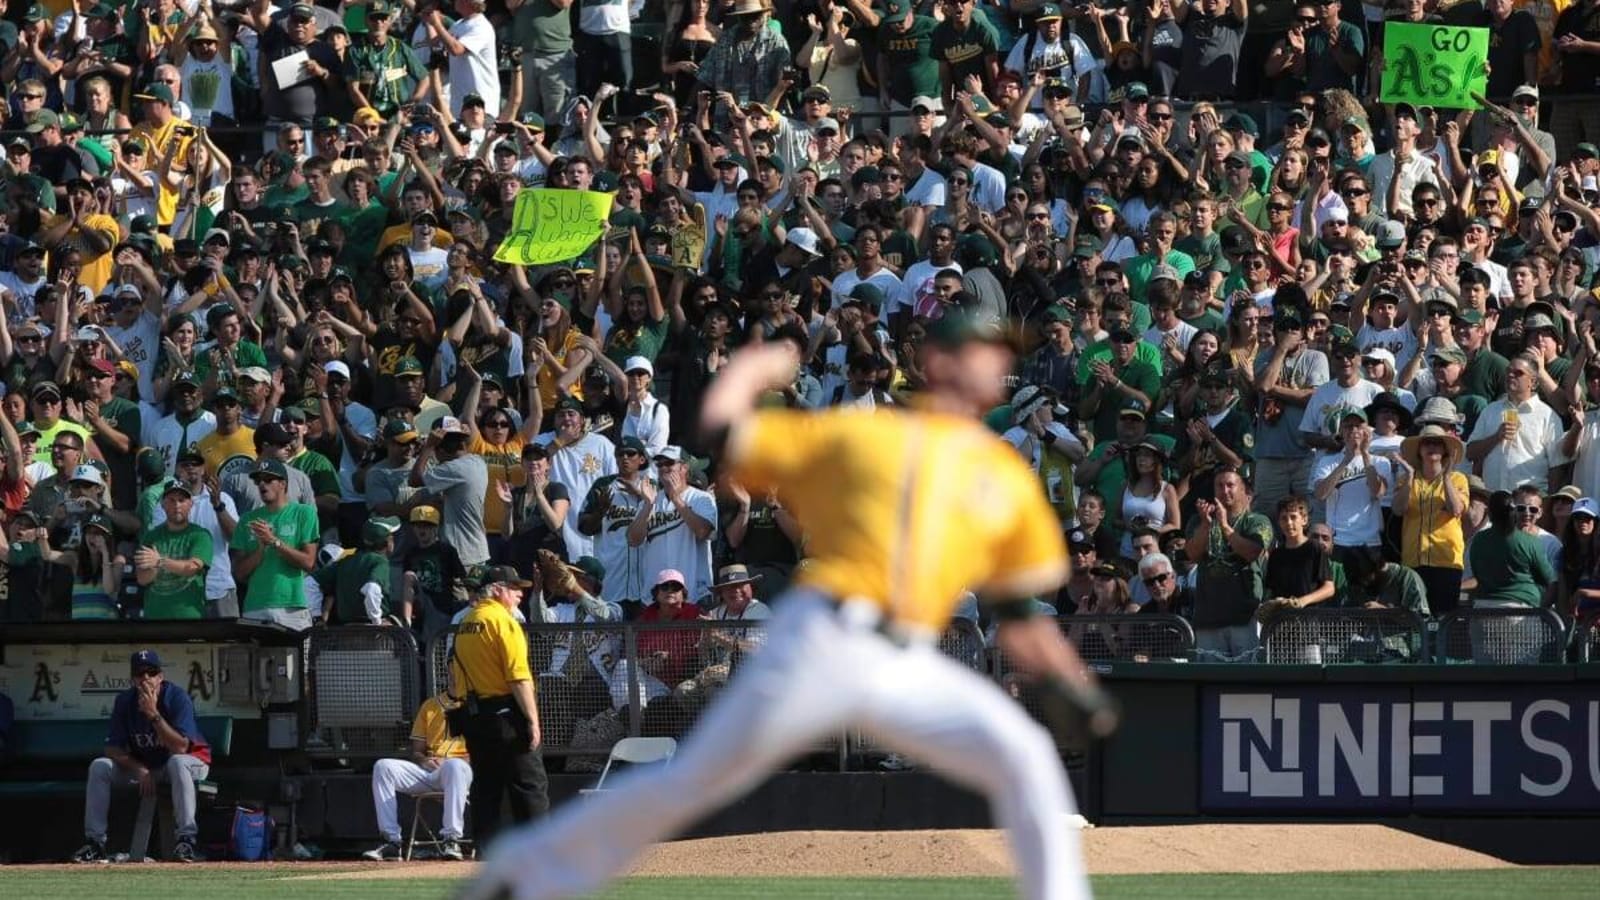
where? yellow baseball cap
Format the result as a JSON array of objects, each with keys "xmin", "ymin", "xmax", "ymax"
[{"xmin": 409, "ymin": 506, "xmax": 441, "ymax": 525}]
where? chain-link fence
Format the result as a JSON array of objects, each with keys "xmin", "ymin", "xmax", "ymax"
[
  {"xmin": 305, "ymin": 625, "xmax": 421, "ymax": 759},
  {"xmin": 1434, "ymin": 607, "xmax": 1568, "ymax": 664},
  {"xmin": 1260, "ymin": 608, "xmax": 1428, "ymax": 664},
  {"xmin": 852, "ymin": 620, "xmax": 990, "ymax": 763},
  {"xmin": 1575, "ymin": 613, "xmax": 1600, "ymax": 663},
  {"xmin": 1060, "ymin": 613, "xmax": 1196, "ymax": 664}
]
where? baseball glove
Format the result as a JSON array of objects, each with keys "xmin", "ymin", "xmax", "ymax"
[{"xmin": 538, "ymin": 549, "xmax": 579, "ymax": 596}]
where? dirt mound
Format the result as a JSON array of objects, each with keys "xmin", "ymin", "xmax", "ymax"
[{"xmin": 290, "ymin": 824, "xmax": 1515, "ymax": 880}]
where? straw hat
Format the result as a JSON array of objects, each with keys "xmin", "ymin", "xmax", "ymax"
[{"xmin": 1400, "ymin": 424, "xmax": 1465, "ymax": 471}]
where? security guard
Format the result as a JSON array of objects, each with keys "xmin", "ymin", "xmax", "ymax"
[{"xmin": 449, "ymin": 565, "xmax": 549, "ymax": 844}]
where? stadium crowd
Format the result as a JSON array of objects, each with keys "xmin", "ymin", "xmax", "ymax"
[{"xmin": 0, "ymin": 0, "xmax": 1597, "ymax": 665}]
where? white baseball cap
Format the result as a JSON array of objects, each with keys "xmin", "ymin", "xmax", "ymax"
[
  {"xmin": 324, "ymin": 360, "xmax": 352, "ymax": 379},
  {"xmin": 624, "ymin": 356, "xmax": 653, "ymax": 376},
  {"xmin": 70, "ymin": 464, "xmax": 105, "ymax": 486},
  {"xmin": 1361, "ymin": 347, "xmax": 1396, "ymax": 368},
  {"xmin": 653, "ymin": 568, "xmax": 687, "ymax": 590},
  {"xmin": 435, "ymin": 416, "xmax": 470, "ymax": 435},
  {"xmin": 785, "ymin": 227, "xmax": 822, "ymax": 257}
]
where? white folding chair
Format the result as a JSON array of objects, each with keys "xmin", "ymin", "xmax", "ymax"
[{"xmin": 579, "ymin": 737, "xmax": 677, "ymax": 795}]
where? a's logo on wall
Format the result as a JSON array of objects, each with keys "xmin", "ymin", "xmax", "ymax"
[{"xmin": 30, "ymin": 662, "xmax": 58, "ymax": 703}]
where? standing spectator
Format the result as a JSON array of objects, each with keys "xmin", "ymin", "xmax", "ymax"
[
  {"xmin": 230, "ymin": 459, "xmax": 320, "ymax": 630},
  {"xmin": 698, "ymin": 0, "xmax": 789, "ymax": 128},
  {"xmin": 1446, "ymin": 0, "xmax": 1541, "ymax": 102},
  {"xmin": 1552, "ymin": 0, "xmax": 1600, "ymax": 155},
  {"xmin": 576, "ymin": 0, "xmax": 633, "ymax": 98},
  {"xmin": 539, "ymin": 398, "xmax": 619, "ymax": 560},
  {"xmin": 503, "ymin": 444, "xmax": 571, "ymax": 574},
  {"xmin": 403, "ymin": 507, "xmax": 471, "ymax": 642},
  {"xmin": 1302, "ymin": 0, "xmax": 1363, "ymax": 93},
  {"xmin": 344, "ymin": 2, "xmax": 427, "ymax": 121},
  {"xmin": 1003, "ymin": 5, "xmax": 1094, "ymax": 107},
  {"xmin": 1466, "ymin": 491, "xmax": 1556, "ymax": 659},
  {"xmin": 449, "ymin": 566, "xmax": 548, "ymax": 846},
  {"xmin": 1311, "ymin": 409, "xmax": 1391, "ymax": 564},
  {"xmin": 511, "ymin": 0, "xmax": 575, "ymax": 121},
  {"xmin": 409, "ymin": 417, "xmax": 492, "ymax": 569},
  {"xmin": 1174, "ymin": 0, "xmax": 1248, "ymax": 99},
  {"xmin": 931, "ymin": 0, "xmax": 1000, "ymax": 100},
  {"xmin": 875, "ymin": 0, "xmax": 939, "ymax": 138},
  {"xmin": 72, "ymin": 651, "xmax": 211, "ymax": 864},
  {"xmin": 258, "ymin": 4, "xmax": 341, "ymax": 153},
  {"xmin": 154, "ymin": 447, "xmax": 240, "ymax": 619},
  {"xmin": 318, "ymin": 518, "xmax": 403, "ymax": 626},
  {"xmin": 425, "ymin": 0, "xmax": 500, "ymax": 118},
  {"xmin": 1300, "ymin": 340, "xmax": 1384, "ymax": 453},
  {"xmin": 1466, "ymin": 355, "xmax": 1564, "ymax": 492},
  {"xmin": 1394, "ymin": 425, "xmax": 1470, "ymax": 615},
  {"xmin": 134, "ymin": 480, "xmax": 213, "ymax": 621},
  {"xmin": 1252, "ymin": 316, "xmax": 1329, "ymax": 516},
  {"xmin": 1261, "ymin": 495, "xmax": 1335, "ymax": 614},
  {"xmin": 629, "ymin": 447, "xmax": 717, "ymax": 603},
  {"xmin": 1189, "ymin": 469, "xmax": 1274, "ymax": 658}
]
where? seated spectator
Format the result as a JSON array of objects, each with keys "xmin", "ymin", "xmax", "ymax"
[
  {"xmin": 1137, "ymin": 552, "xmax": 1194, "ymax": 619},
  {"xmin": 73, "ymin": 651, "xmax": 211, "ymax": 864},
  {"xmin": 362, "ymin": 695, "xmax": 472, "ymax": 862},
  {"xmin": 403, "ymin": 506, "xmax": 469, "ymax": 645}
]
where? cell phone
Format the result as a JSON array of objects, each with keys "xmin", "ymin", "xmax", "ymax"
[
  {"xmin": 495, "ymin": 121, "xmax": 514, "ymax": 135},
  {"xmin": 175, "ymin": 125, "xmax": 196, "ymax": 137}
]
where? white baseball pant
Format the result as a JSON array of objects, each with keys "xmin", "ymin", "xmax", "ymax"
[
  {"xmin": 371, "ymin": 757, "xmax": 473, "ymax": 841},
  {"xmin": 465, "ymin": 588, "xmax": 1091, "ymax": 900}
]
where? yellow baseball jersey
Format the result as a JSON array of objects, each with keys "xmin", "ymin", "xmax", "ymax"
[
  {"xmin": 411, "ymin": 696, "xmax": 470, "ymax": 760},
  {"xmin": 727, "ymin": 407, "xmax": 1069, "ymax": 631},
  {"xmin": 451, "ymin": 599, "xmax": 533, "ymax": 698}
]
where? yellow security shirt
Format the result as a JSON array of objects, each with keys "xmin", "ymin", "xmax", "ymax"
[
  {"xmin": 451, "ymin": 599, "xmax": 532, "ymax": 698},
  {"xmin": 727, "ymin": 407, "xmax": 1069, "ymax": 631},
  {"xmin": 198, "ymin": 426, "xmax": 256, "ymax": 479},
  {"xmin": 411, "ymin": 696, "xmax": 470, "ymax": 760}
]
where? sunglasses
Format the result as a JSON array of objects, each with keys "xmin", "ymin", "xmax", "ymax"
[
  {"xmin": 1268, "ymin": 204, "xmax": 1293, "ymax": 213},
  {"xmin": 1142, "ymin": 573, "xmax": 1171, "ymax": 586},
  {"xmin": 1095, "ymin": 277, "xmax": 1121, "ymax": 288},
  {"xmin": 1029, "ymin": 212, "xmax": 1050, "ymax": 220},
  {"xmin": 1342, "ymin": 187, "xmax": 1369, "ymax": 197},
  {"xmin": 1296, "ymin": 14, "xmax": 1319, "ymax": 22},
  {"xmin": 1149, "ymin": 113, "xmax": 1173, "ymax": 122},
  {"xmin": 1512, "ymin": 504, "xmax": 1541, "ymax": 515}
]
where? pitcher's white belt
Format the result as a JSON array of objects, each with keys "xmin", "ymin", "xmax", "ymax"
[{"xmin": 832, "ymin": 596, "xmax": 938, "ymax": 647}]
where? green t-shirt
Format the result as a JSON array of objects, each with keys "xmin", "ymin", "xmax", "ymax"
[
  {"xmin": 512, "ymin": 0, "xmax": 571, "ymax": 54},
  {"xmin": 1088, "ymin": 359, "xmax": 1162, "ymax": 443},
  {"xmin": 878, "ymin": 16, "xmax": 940, "ymax": 106},
  {"xmin": 1075, "ymin": 339, "xmax": 1162, "ymax": 387},
  {"xmin": 193, "ymin": 339, "xmax": 269, "ymax": 383},
  {"xmin": 1123, "ymin": 250, "xmax": 1197, "ymax": 304},
  {"xmin": 1195, "ymin": 509, "xmax": 1276, "ymax": 627},
  {"xmin": 318, "ymin": 549, "xmax": 392, "ymax": 624},
  {"xmin": 1467, "ymin": 529, "xmax": 1555, "ymax": 608},
  {"xmin": 603, "ymin": 315, "xmax": 669, "ymax": 367},
  {"xmin": 1461, "ymin": 349, "xmax": 1509, "ymax": 404},
  {"xmin": 137, "ymin": 483, "xmax": 165, "ymax": 533},
  {"xmin": 1176, "ymin": 232, "xmax": 1226, "ymax": 275},
  {"xmin": 292, "ymin": 199, "xmax": 356, "ymax": 238},
  {"xmin": 344, "ymin": 36, "xmax": 427, "ymax": 116},
  {"xmin": 929, "ymin": 17, "xmax": 998, "ymax": 91},
  {"xmin": 230, "ymin": 502, "xmax": 320, "ymax": 612},
  {"xmin": 290, "ymin": 449, "xmax": 341, "ymax": 498},
  {"xmin": 1181, "ymin": 309, "xmax": 1225, "ymax": 333},
  {"xmin": 140, "ymin": 524, "xmax": 213, "ymax": 620}
]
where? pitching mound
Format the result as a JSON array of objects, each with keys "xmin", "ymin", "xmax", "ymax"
[{"xmin": 294, "ymin": 824, "xmax": 1515, "ymax": 880}]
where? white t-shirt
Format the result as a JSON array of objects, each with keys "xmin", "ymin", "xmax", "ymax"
[
  {"xmin": 579, "ymin": 0, "xmax": 630, "ymax": 35},
  {"xmin": 621, "ymin": 395, "xmax": 671, "ymax": 459},
  {"xmin": 334, "ymin": 401, "xmax": 378, "ymax": 502},
  {"xmin": 1299, "ymin": 378, "xmax": 1386, "ymax": 441},
  {"xmin": 1356, "ymin": 322, "xmax": 1421, "ymax": 373},
  {"xmin": 1310, "ymin": 450, "xmax": 1392, "ymax": 547},
  {"xmin": 448, "ymin": 14, "xmax": 500, "ymax": 118},
  {"xmin": 637, "ymin": 485, "xmax": 718, "ymax": 602},
  {"xmin": 408, "ymin": 245, "xmax": 451, "ymax": 292},
  {"xmin": 1569, "ymin": 409, "xmax": 1600, "ymax": 501},
  {"xmin": 103, "ymin": 309, "xmax": 161, "ymax": 403},
  {"xmin": 538, "ymin": 430, "xmax": 619, "ymax": 559},
  {"xmin": 0, "ymin": 272, "xmax": 46, "ymax": 321},
  {"xmin": 1002, "ymin": 31, "xmax": 1098, "ymax": 109},
  {"xmin": 904, "ymin": 167, "xmax": 947, "ymax": 209},
  {"xmin": 968, "ymin": 160, "xmax": 1008, "ymax": 214},
  {"xmin": 1144, "ymin": 320, "xmax": 1198, "ymax": 361},
  {"xmin": 830, "ymin": 266, "xmax": 906, "ymax": 312},
  {"xmin": 899, "ymin": 258, "xmax": 962, "ymax": 319}
]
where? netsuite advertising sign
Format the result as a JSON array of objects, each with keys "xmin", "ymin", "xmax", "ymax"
[{"xmin": 1200, "ymin": 685, "xmax": 1600, "ymax": 812}]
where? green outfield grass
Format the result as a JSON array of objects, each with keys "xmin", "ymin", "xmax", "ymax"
[{"xmin": 1, "ymin": 866, "xmax": 1597, "ymax": 899}]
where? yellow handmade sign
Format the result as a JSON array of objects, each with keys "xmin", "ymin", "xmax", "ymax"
[{"xmin": 493, "ymin": 188, "xmax": 615, "ymax": 266}]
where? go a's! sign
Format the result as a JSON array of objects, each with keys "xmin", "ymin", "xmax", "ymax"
[{"xmin": 1380, "ymin": 23, "xmax": 1489, "ymax": 111}]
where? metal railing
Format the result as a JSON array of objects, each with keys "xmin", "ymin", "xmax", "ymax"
[
  {"xmin": 1261, "ymin": 608, "xmax": 1429, "ymax": 665},
  {"xmin": 1575, "ymin": 613, "xmax": 1600, "ymax": 663},
  {"xmin": 1434, "ymin": 607, "xmax": 1568, "ymax": 665},
  {"xmin": 305, "ymin": 625, "xmax": 421, "ymax": 759}
]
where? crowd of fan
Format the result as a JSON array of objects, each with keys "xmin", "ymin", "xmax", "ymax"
[{"xmin": 1, "ymin": 0, "xmax": 1599, "ymax": 664}]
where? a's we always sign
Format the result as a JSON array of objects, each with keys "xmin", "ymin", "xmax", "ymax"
[{"xmin": 1201, "ymin": 685, "xmax": 1600, "ymax": 812}]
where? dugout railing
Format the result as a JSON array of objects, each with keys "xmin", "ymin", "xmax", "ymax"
[{"xmin": 1260, "ymin": 608, "xmax": 1430, "ymax": 664}]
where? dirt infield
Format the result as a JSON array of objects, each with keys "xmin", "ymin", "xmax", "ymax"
[{"xmin": 288, "ymin": 824, "xmax": 1515, "ymax": 880}]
